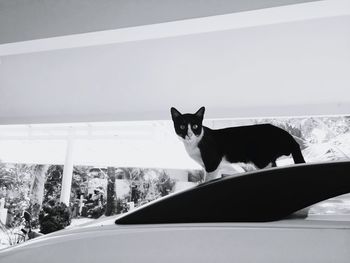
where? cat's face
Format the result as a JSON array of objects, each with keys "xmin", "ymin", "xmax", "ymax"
[{"xmin": 170, "ymin": 107, "xmax": 205, "ymax": 143}]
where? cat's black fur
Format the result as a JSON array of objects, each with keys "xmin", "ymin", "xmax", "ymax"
[{"xmin": 171, "ymin": 107, "xmax": 305, "ymax": 176}]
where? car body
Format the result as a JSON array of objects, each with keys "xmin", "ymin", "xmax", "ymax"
[{"xmin": 1, "ymin": 161, "xmax": 350, "ymax": 263}]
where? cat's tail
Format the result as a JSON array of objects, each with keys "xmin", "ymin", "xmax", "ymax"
[{"xmin": 291, "ymin": 141, "xmax": 306, "ymax": 164}]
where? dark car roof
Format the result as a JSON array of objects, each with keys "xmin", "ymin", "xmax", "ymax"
[{"xmin": 116, "ymin": 161, "xmax": 350, "ymax": 224}]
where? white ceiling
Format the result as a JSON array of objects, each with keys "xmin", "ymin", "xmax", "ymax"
[
  {"xmin": 0, "ymin": 0, "xmax": 349, "ymax": 125},
  {"xmin": 0, "ymin": 0, "xmax": 318, "ymax": 44}
]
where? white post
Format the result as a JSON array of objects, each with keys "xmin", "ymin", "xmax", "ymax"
[
  {"xmin": 60, "ymin": 136, "xmax": 74, "ymax": 206},
  {"xmin": 79, "ymin": 194, "xmax": 84, "ymax": 215},
  {"xmin": 0, "ymin": 198, "xmax": 7, "ymax": 225}
]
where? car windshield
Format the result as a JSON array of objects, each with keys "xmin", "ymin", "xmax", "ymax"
[{"xmin": 0, "ymin": 116, "xmax": 349, "ymax": 248}]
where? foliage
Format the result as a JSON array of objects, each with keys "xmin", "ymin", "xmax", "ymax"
[
  {"xmin": 155, "ymin": 171, "xmax": 176, "ymax": 197},
  {"xmin": 116, "ymin": 167, "xmax": 147, "ymax": 181},
  {"xmin": 71, "ymin": 166, "xmax": 90, "ymax": 198},
  {"xmin": 0, "ymin": 221, "xmax": 26, "ymax": 246},
  {"xmin": 117, "ymin": 168, "xmax": 177, "ymax": 207},
  {"xmin": 26, "ymin": 203, "xmax": 41, "ymax": 228},
  {"xmin": 43, "ymin": 165, "xmax": 63, "ymax": 203},
  {"xmin": 105, "ymin": 167, "xmax": 116, "ymax": 216},
  {"xmin": 38, "ymin": 201, "xmax": 71, "ymax": 234},
  {"xmin": 116, "ymin": 198, "xmax": 129, "ymax": 214},
  {"xmin": 322, "ymin": 116, "xmax": 350, "ymax": 135},
  {"xmin": 256, "ymin": 116, "xmax": 350, "ymax": 148},
  {"xmin": 0, "ymin": 163, "xmax": 34, "ymax": 227},
  {"xmin": 43, "ymin": 165, "xmax": 91, "ymax": 206},
  {"xmin": 89, "ymin": 205, "xmax": 106, "ymax": 219}
]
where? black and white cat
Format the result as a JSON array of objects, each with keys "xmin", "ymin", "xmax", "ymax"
[{"xmin": 171, "ymin": 107, "xmax": 305, "ymax": 182}]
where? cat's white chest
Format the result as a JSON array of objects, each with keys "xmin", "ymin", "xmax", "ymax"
[
  {"xmin": 180, "ymin": 126, "xmax": 205, "ymax": 168},
  {"xmin": 184, "ymin": 143, "xmax": 204, "ymax": 167}
]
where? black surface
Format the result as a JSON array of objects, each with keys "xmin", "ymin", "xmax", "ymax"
[{"xmin": 115, "ymin": 161, "xmax": 350, "ymax": 224}]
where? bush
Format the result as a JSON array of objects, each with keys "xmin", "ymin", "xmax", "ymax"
[
  {"xmin": 39, "ymin": 201, "xmax": 71, "ymax": 234},
  {"xmin": 116, "ymin": 198, "xmax": 129, "ymax": 214}
]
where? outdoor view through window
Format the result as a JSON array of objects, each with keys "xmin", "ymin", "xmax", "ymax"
[{"xmin": 1, "ymin": 115, "xmax": 350, "ymax": 248}]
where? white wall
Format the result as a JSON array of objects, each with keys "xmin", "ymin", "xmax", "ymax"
[{"xmin": 0, "ymin": 15, "xmax": 349, "ymax": 124}]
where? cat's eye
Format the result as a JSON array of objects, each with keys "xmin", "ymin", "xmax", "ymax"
[
  {"xmin": 192, "ymin": 124, "xmax": 198, "ymax": 129},
  {"xmin": 180, "ymin": 125, "xmax": 186, "ymax": 130}
]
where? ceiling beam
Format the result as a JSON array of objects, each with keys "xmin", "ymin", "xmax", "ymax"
[{"xmin": 0, "ymin": 0, "xmax": 349, "ymax": 56}]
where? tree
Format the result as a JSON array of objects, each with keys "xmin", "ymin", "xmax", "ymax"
[
  {"xmin": 155, "ymin": 171, "xmax": 175, "ymax": 197},
  {"xmin": 0, "ymin": 162, "xmax": 34, "ymax": 227},
  {"xmin": 105, "ymin": 166, "xmax": 116, "ymax": 216},
  {"xmin": 29, "ymin": 164, "xmax": 49, "ymax": 226},
  {"xmin": 43, "ymin": 165, "xmax": 63, "ymax": 204},
  {"xmin": 30, "ymin": 165, "xmax": 49, "ymax": 206}
]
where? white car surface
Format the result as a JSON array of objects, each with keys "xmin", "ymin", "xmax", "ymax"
[
  {"xmin": 1, "ymin": 217, "xmax": 350, "ymax": 263},
  {"xmin": 1, "ymin": 162, "xmax": 350, "ymax": 263}
]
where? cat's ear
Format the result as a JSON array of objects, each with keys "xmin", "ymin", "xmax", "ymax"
[
  {"xmin": 195, "ymin": 106, "xmax": 205, "ymax": 119},
  {"xmin": 170, "ymin": 107, "xmax": 182, "ymax": 120}
]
